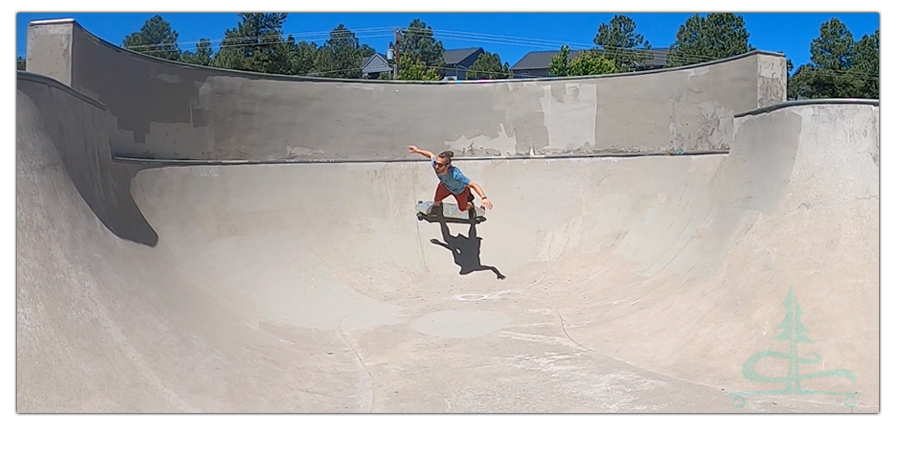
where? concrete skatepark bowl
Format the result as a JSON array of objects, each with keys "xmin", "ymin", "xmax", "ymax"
[{"xmin": 17, "ymin": 19, "xmax": 879, "ymax": 413}]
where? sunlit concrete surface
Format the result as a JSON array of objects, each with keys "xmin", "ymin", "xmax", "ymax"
[{"xmin": 16, "ymin": 19, "xmax": 878, "ymax": 413}]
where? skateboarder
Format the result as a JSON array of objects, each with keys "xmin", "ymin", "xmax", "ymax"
[{"xmin": 408, "ymin": 145, "xmax": 493, "ymax": 215}]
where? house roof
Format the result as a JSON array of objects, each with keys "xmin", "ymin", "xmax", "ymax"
[
  {"xmin": 358, "ymin": 48, "xmax": 489, "ymax": 75},
  {"xmin": 511, "ymin": 50, "xmax": 584, "ymax": 70},
  {"xmin": 444, "ymin": 47, "xmax": 483, "ymax": 65},
  {"xmin": 511, "ymin": 47, "xmax": 670, "ymax": 71},
  {"xmin": 362, "ymin": 53, "xmax": 391, "ymax": 74},
  {"xmin": 638, "ymin": 48, "xmax": 669, "ymax": 68}
]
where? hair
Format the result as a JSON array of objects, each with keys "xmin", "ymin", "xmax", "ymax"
[{"xmin": 437, "ymin": 151, "xmax": 454, "ymax": 164}]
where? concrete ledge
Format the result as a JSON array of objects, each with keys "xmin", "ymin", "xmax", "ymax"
[
  {"xmin": 29, "ymin": 18, "xmax": 784, "ymax": 85},
  {"xmin": 735, "ymin": 98, "xmax": 880, "ymax": 118},
  {"xmin": 24, "ymin": 18, "xmax": 784, "ymax": 162},
  {"xmin": 112, "ymin": 149, "xmax": 730, "ymax": 166},
  {"xmin": 17, "ymin": 70, "xmax": 107, "ymax": 109}
]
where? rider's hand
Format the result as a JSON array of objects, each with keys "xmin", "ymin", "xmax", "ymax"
[
  {"xmin": 482, "ymin": 198, "xmax": 493, "ymax": 210},
  {"xmin": 408, "ymin": 145, "xmax": 419, "ymax": 153}
]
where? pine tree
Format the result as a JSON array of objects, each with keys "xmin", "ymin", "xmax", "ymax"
[
  {"xmin": 593, "ymin": 15, "xmax": 652, "ymax": 72},
  {"xmin": 122, "ymin": 15, "xmax": 181, "ymax": 61}
]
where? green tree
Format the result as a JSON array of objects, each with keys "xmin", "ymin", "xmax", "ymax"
[
  {"xmin": 850, "ymin": 30, "xmax": 878, "ymax": 98},
  {"xmin": 17, "ymin": 56, "xmax": 25, "ymax": 71},
  {"xmin": 180, "ymin": 38, "xmax": 214, "ymax": 66},
  {"xmin": 358, "ymin": 44, "xmax": 376, "ymax": 59},
  {"xmin": 398, "ymin": 54, "xmax": 441, "ymax": 81},
  {"xmin": 548, "ymin": 46, "xmax": 615, "ymax": 77},
  {"xmin": 667, "ymin": 13, "xmax": 754, "ymax": 67},
  {"xmin": 287, "ymin": 38, "xmax": 318, "ymax": 75},
  {"xmin": 399, "ymin": 19, "xmax": 445, "ymax": 78},
  {"xmin": 788, "ymin": 19, "xmax": 876, "ymax": 99},
  {"xmin": 548, "ymin": 45, "xmax": 571, "ymax": 77},
  {"xmin": 466, "ymin": 52, "xmax": 511, "ymax": 79},
  {"xmin": 593, "ymin": 14, "xmax": 652, "ymax": 72},
  {"xmin": 566, "ymin": 50, "xmax": 616, "ymax": 76},
  {"xmin": 312, "ymin": 24, "xmax": 366, "ymax": 78},
  {"xmin": 122, "ymin": 15, "xmax": 181, "ymax": 61},
  {"xmin": 213, "ymin": 13, "xmax": 292, "ymax": 74},
  {"xmin": 810, "ymin": 18, "xmax": 855, "ymax": 70}
]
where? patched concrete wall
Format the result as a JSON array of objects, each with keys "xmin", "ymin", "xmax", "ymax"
[
  {"xmin": 27, "ymin": 19, "xmax": 788, "ymax": 162},
  {"xmin": 25, "ymin": 20, "xmax": 73, "ymax": 86},
  {"xmin": 17, "ymin": 21, "xmax": 879, "ymax": 412},
  {"xmin": 757, "ymin": 53, "xmax": 788, "ymax": 107},
  {"xmin": 17, "ymin": 72, "xmax": 157, "ymax": 246}
]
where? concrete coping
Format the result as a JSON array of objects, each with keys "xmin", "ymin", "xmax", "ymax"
[
  {"xmin": 27, "ymin": 17, "xmax": 786, "ymax": 85},
  {"xmin": 17, "ymin": 70, "xmax": 108, "ymax": 110},
  {"xmin": 113, "ymin": 150, "xmax": 731, "ymax": 167},
  {"xmin": 735, "ymin": 98, "xmax": 880, "ymax": 118}
]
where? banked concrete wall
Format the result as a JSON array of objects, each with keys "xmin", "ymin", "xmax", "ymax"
[
  {"xmin": 17, "ymin": 72, "xmax": 158, "ymax": 246},
  {"xmin": 27, "ymin": 19, "xmax": 786, "ymax": 162},
  {"xmin": 16, "ymin": 72, "xmax": 879, "ymax": 411}
]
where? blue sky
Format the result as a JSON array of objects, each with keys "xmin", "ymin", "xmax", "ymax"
[{"xmin": 16, "ymin": 12, "xmax": 879, "ymax": 72}]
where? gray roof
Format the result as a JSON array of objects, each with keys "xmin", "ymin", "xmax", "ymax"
[
  {"xmin": 512, "ymin": 47, "xmax": 670, "ymax": 71},
  {"xmin": 362, "ymin": 53, "xmax": 391, "ymax": 75},
  {"xmin": 359, "ymin": 48, "xmax": 487, "ymax": 75},
  {"xmin": 444, "ymin": 47, "xmax": 483, "ymax": 66},
  {"xmin": 511, "ymin": 50, "xmax": 584, "ymax": 70},
  {"xmin": 638, "ymin": 48, "xmax": 669, "ymax": 68}
]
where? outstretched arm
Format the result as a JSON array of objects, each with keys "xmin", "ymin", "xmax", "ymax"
[
  {"xmin": 408, "ymin": 145, "xmax": 436, "ymax": 159},
  {"xmin": 468, "ymin": 182, "xmax": 493, "ymax": 209}
]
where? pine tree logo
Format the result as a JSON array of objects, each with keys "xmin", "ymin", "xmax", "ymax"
[{"xmin": 727, "ymin": 285, "xmax": 858, "ymax": 408}]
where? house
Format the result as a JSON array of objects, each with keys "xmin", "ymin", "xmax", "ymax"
[
  {"xmin": 441, "ymin": 47, "xmax": 484, "ymax": 80},
  {"xmin": 359, "ymin": 47, "xmax": 486, "ymax": 80},
  {"xmin": 361, "ymin": 53, "xmax": 392, "ymax": 79},
  {"xmin": 362, "ymin": 47, "xmax": 484, "ymax": 80},
  {"xmin": 639, "ymin": 48, "xmax": 669, "ymax": 70},
  {"xmin": 510, "ymin": 47, "xmax": 670, "ymax": 78},
  {"xmin": 510, "ymin": 49, "xmax": 584, "ymax": 78}
]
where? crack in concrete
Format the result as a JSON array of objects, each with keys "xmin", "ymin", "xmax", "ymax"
[
  {"xmin": 338, "ymin": 314, "xmax": 375, "ymax": 413},
  {"xmin": 790, "ymin": 195, "xmax": 880, "ymax": 213},
  {"xmin": 555, "ymin": 308, "xmax": 592, "ymax": 353},
  {"xmin": 296, "ymin": 387, "xmax": 343, "ymax": 399}
]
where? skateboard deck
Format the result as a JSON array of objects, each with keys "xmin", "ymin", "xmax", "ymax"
[{"xmin": 416, "ymin": 201, "xmax": 486, "ymax": 224}]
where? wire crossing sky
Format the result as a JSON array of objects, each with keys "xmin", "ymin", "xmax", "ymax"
[{"xmin": 16, "ymin": 12, "xmax": 879, "ymax": 73}]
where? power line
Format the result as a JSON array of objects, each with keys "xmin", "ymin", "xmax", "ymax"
[
  {"xmin": 120, "ymin": 25, "xmax": 400, "ymax": 52},
  {"xmin": 405, "ymin": 27, "xmax": 877, "ymax": 73},
  {"xmin": 21, "ymin": 21, "xmax": 877, "ymax": 83},
  {"xmin": 124, "ymin": 29, "xmax": 717, "ymax": 71},
  {"xmin": 116, "ymin": 23, "xmax": 725, "ymax": 68},
  {"xmin": 403, "ymin": 27, "xmax": 732, "ymax": 67},
  {"xmin": 111, "ymin": 23, "xmax": 772, "ymax": 72},
  {"xmin": 121, "ymin": 41, "xmax": 881, "ymax": 83},
  {"xmin": 122, "ymin": 29, "xmax": 398, "ymax": 53}
]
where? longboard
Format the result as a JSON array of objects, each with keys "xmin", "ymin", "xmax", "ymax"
[{"xmin": 416, "ymin": 200, "xmax": 486, "ymax": 224}]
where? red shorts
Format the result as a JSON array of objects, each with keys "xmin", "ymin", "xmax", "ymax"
[{"xmin": 434, "ymin": 184, "xmax": 475, "ymax": 211}]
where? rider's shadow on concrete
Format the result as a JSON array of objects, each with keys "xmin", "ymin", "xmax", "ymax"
[{"xmin": 430, "ymin": 217, "xmax": 506, "ymax": 280}]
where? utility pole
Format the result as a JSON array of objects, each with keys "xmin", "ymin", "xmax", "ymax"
[{"xmin": 393, "ymin": 28, "xmax": 401, "ymax": 80}]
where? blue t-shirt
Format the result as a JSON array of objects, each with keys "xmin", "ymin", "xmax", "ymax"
[{"xmin": 432, "ymin": 157, "xmax": 471, "ymax": 194}]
